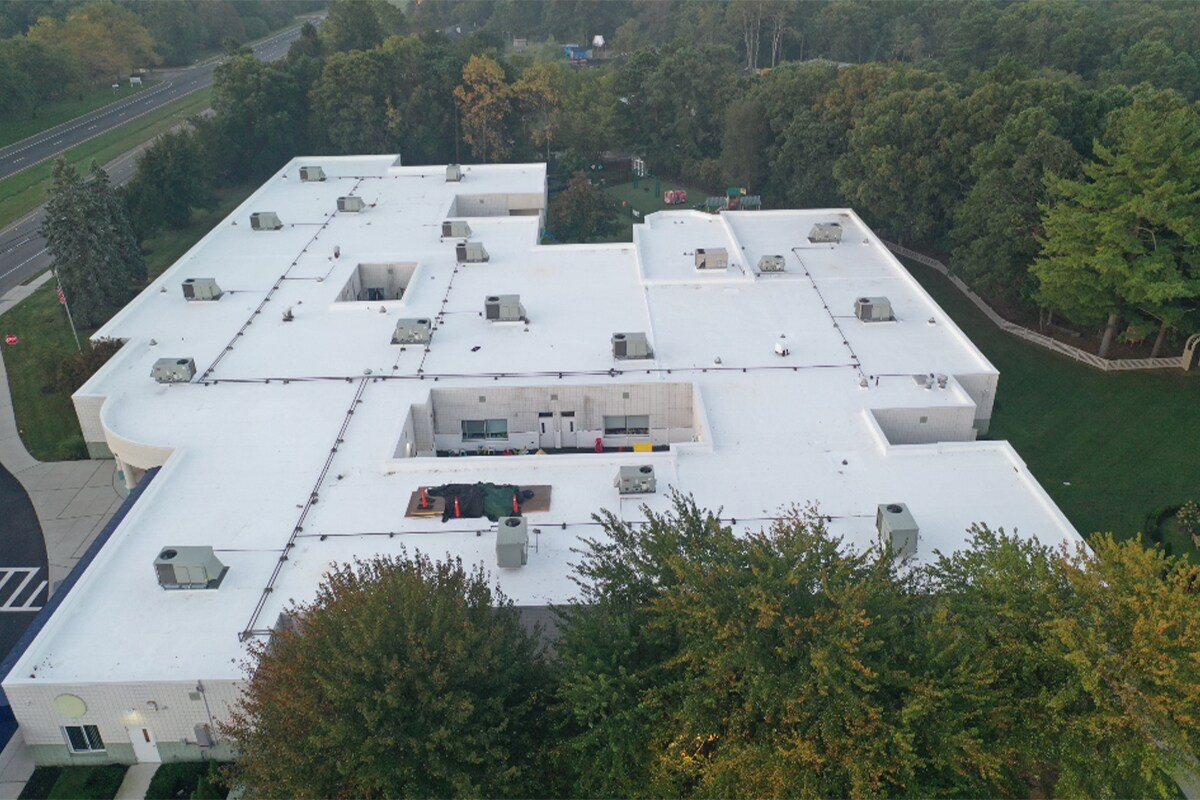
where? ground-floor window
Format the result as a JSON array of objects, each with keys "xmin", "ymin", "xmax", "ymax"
[
  {"xmin": 462, "ymin": 419, "xmax": 508, "ymax": 440},
  {"xmin": 64, "ymin": 725, "xmax": 104, "ymax": 753},
  {"xmin": 603, "ymin": 414, "xmax": 650, "ymax": 435}
]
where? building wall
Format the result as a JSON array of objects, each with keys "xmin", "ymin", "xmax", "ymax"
[
  {"xmin": 870, "ymin": 405, "xmax": 976, "ymax": 446},
  {"xmin": 73, "ymin": 394, "xmax": 110, "ymax": 459},
  {"xmin": 426, "ymin": 382, "xmax": 695, "ymax": 451},
  {"xmin": 953, "ymin": 372, "xmax": 998, "ymax": 434},
  {"xmin": 451, "ymin": 192, "xmax": 545, "ymax": 218},
  {"xmin": 5, "ymin": 679, "xmax": 242, "ymax": 766}
]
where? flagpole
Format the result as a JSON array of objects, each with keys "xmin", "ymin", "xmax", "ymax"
[{"xmin": 54, "ymin": 270, "xmax": 83, "ymax": 353}]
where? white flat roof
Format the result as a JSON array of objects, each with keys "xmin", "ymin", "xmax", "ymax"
[{"xmin": 6, "ymin": 158, "xmax": 1079, "ymax": 685}]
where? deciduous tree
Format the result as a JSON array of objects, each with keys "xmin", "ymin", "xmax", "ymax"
[
  {"xmin": 549, "ymin": 172, "xmax": 619, "ymax": 243},
  {"xmin": 224, "ymin": 553, "xmax": 553, "ymax": 799},
  {"xmin": 454, "ymin": 54, "xmax": 513, "ymax": 163}
]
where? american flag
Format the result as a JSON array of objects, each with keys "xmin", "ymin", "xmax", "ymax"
[{"xmin": 57, "ymin": 286, "xmax": 66, "ymax": 305}]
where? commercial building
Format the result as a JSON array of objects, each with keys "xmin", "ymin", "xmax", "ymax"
[{"xmin": 1, "ymin": 158, "xmax": 1080, "ymax": 765}]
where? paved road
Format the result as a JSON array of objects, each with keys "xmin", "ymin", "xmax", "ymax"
[
  {"xmin": 0, "ymin": 25, "xmax": 304, "ymax": 182},
  {"xmin": 0, "ymin": 22, "xmax": 310, "ymax": 300},
  {"xmin": 0, "ymin": 463, "xmax": 47, "ymax": 676}
]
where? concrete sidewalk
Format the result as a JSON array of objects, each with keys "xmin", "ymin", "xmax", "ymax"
[{"xmin": 0, "ymin": 273, "xmax": 128, "ymax": 796}]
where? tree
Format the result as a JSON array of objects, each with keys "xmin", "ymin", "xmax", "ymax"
[
  {"xmin": 321, "ymin": 0, "xmax": 384, "ymax": 53},
  {"xmin": 309, "ymin": 49, "xmax": 393, "ymax": 154},
  {"xmin": 550, "ymin": 172, "xmax": 619, "ymax": 243},
  {"xmin": 224, "ymin": 552, "xmax": 553, "ymax": 798},
  {"xmin": 42, "ymin": 159, "xmax": 144, "ymax": 327},
  {"xmin": 209, "ymin": 54, "xmax": 314, "ymax": 180},
  {"xmin": 1032, "ymin": 91, "xmax": 1200, "ymax": 357},
  {"xmin": 512, "ymin": 62, "xmax": 563, "ymax": 162},
  {"xmin": 27, "ymin": 2, "xmax": 158, "ymax": 83},
  {"xmin": 454, "ymin": 54, "xmax": 513, "ymax": 163},
  {"xmin": 121, "ymin": 126, "xmax": 213, "ymax": 239},
  {"xmin": 382, "ymin": 33, "xmax": 465, "ymax": 164}
]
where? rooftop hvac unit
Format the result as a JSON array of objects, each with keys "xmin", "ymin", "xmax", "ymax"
[
  {"xmin": 758, "ymin": 254, "xmax": 786, "ymax": 273},
  {"xmin": 442, "ymin": 220, "xmax": 471, "ymax": 238},
  {"xmin": 391, "ymin": 318, "xmax": 432, "ymax": 345},
  {"xmin": 151, "ymin": 357, "xmax": 195, "ymax": 384},
  {"xmin": 249, "ymin": 212, "xmax": 283, "ymax": 231},
  {"xmin": 496, "ymin": 516, "xmax": 529, "ymax": 568},
  {"xmin": 695, "ymin": 247, "xmax": 729, "ymax": 270},
  {"xmin": 337, "ymin": 196, "xmax": 365, "ymax": 213},
  {"xmin": 808, "ymin": 222, "xmax": 843, "ymax": 243},
  {"xmin": 194, "ymin": 725, "xmax": 215, "ymax": 749},
  {"xmin": 612, "ymin": 332, "xmax": 652, "ymax": 359},
  {"xmin": 456, "ymin": 241, "xmax": 489, "ymax": 263},
  {"xmin": 299, "ymin": 165, "xmax": 325, "ymax": 182},
  {"xmin": 154, "ymin": 546, "xmax": 228, "ymax": 590},
  {"xmin": 855, "ymin": 296, "xmax": 894, "ymax": 322},
  {"xmin": 446, "ymin": 164, "xmax": 463, "ymax": 182},
  {"xmin": 485, "ymin": 294, "xmax": 525, "ymax": 322},
  {"xmin": 615, "ymin": 465, "xmax": 656, "ymax": 495},
  {"xmin": 182, "ymin": 278, "xmax": 222, "ymax": 301},
  {"xmin": 876, "ymin": 503, "xmax": 919, "ymax": 560}
]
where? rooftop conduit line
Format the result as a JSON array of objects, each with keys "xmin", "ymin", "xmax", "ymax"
[
  {"xmin": 239, "ymin": 375, "xmax": 371, "ymax": 642},
  {"xmin": 791, "ymin": 246, "xmax": 866, "ymax": 381},
  {"xmin": 201, "ymin": 178, "xmax": 367, "ymax": 381}
]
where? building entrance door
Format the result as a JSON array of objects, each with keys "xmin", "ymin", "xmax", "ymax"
[
  {"xmin": 538, "ymin": 412, "xmax": 556, "ymax": 450},
  {"xmin": 560, "ymin": 411, "xmax": 577, "ymax": 448},
  {"xmin": 126, "ymin": 726, "xmax": 161, "ymax": 763}
]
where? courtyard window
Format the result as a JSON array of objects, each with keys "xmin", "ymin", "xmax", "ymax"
[
  {"xmin": 64, "ymin": 725, "xmax": 104, "ymax": 752},
  {"xmin": 462, "ymin": 419, "xmax": 508, "ymax": 440},
  {"xmin": 603, "ymin": 415, "xmax": 650, "ymax": 435}
]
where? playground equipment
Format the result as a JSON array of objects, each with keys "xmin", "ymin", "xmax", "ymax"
[{"xmin": 664, "ymin": 189, "xmax": 689, "ymax": 205}]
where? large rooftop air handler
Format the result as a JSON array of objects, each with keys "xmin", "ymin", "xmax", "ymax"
[
  {"xmin": 249, "ymin": 212, "xmax": 283, "ymax": 231},
  {"xmin": 391, "ymin": 318, "xmax": 432, "ymax": 345},
  {"xmin": 695, "ymin": 248, "xmax": 729, "ymax": 270},
  {"xmin": 155, "ymin": 546, "xmax": 228, "ymax": 589},
  {"xmin": 612, "ymin": 332, "xmax": 652, "ymax": 359},
  {"xmin": 299, "ymin": 165, "xmax": 326, "ymax": 182},
  {"xmin": 758, "ymin": 254, "xmax": 786, "ymax": 273},
  {"xmin": 182, "ymin": 278, "xmax": 222, "ymax": 301},
  {"xmin": 442, "ymin": 220, "xmax": 471, "ymax": 238},
  {"xmin": 876, "ymin": 503, "xmax": 919, "ymax": 560},
  {"xmin": 446, "ymin": 164, "xmax": 463, "ymax": 182},
  {"xmin": 456, "ymin": 241, "xmax": 489, "ymax": 263},
  {"xmin": 485, "ymin": 295, "xmax": 525, "ymax": 322},
  {"xmin": 615, "ymin": 465, "xmax": 656, "ymax": 494},
  {"xmin": 337, "ymin": 196, "xmax": 365, "ymax": 213},
  {"xmin": 496, "ymin": 517, "xmax": 529, "ymax": 568},
  {"xmin": 151, "ymin": 357, "xmax": 196, "ymax": 383},
  {"xmin": 855, "ymin": 296, "xmax": 894, "ymax": 322},
  {"xmin": 808, "ymin": 222, "xmax": 843, "ymax": 243}
]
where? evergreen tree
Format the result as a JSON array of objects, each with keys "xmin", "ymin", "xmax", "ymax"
[{"xmin": 42, "ymin": 159, "xmax": 142, "ymax": 328}]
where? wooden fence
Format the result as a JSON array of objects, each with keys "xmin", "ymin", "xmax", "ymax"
[{"xmin": 883, "ymin": 241, "xmax": 1182, "ymax": 372}]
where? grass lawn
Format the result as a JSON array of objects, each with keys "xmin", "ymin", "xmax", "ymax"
[
  {"xmin": 0, "ymin": 86, "xmax": 212, "ymax": 230},
  {"xmin": 3, "ymin": 181, "xmax": 257, "ymax": 461},
  {"xmin": 0, "ymin": 80, "xmax": 160, "ymax": 150},
  {"xmin": 1158, "ymin": 516, "xmax": 1197, "ymax": 562},
  {"xmin": 902, "ymin": 258, "xmax": 1200, "ymax": 543},
  {"xmin": 587, "ymin": 179, "xmax": 708, "ymax": 244}
]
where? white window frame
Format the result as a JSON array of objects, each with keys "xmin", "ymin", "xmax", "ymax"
[
  {"xmin": 64, "ymin": 724, "xmax": 105, "ymax": 753},
  {"xmin": 603, "ymin": 414, "xmax": 650, "ymax": 435},
  {"xmin": 462, "ymin": 419, "xmax": 507, "ymax": 441}
]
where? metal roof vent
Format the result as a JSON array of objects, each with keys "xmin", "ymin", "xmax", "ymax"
[
  {"xmin": 299, "ymin": 165, "xmax": 325, "ymax": 182},
  {"xmin": 758, "ymin": 254, "xmax": 785, "ymax": 272},
  {"xmin": 442, "ymin": 220, "xmax": 471, "ymax": 238},
  {"xmin": 151, "ymin": 357, "xmax": 195, "ymax": 383},
  {"xmin": 485, "ymin": 295, "xmax": 525, "ymax": 322},
  {"xmin": 392, "ymin": 318, "xmax": 432, "ymax": 345},
  {"xmin": 615, "ymin": 465, "xmax": 656, "ymax": 495},
  {"xmin": 496, "ymin": 516, "xmax": 529, "ymax": 568},
  {"xmin": 612, "ymin": 332, "xmax": 652, "ymax": 359},
  {"xmin": 182, "ymin": 278, "xmax": 222, "ymax": 301},
  {"xmin": 876, "ymin": 503, "xmax": 918, "ymax": 560},
  {"xmin": 456, "ymin": 241, "xmax": 489, "ymax": 263},
  {"xmin": 337, "ymin": 196, "xmax": 365, "ymax": 213},
  {"xmin": 155, "ymin": 546, "xmax": 228, "ymax": 589},
  {"xmin": 808, "ymin": 222, "xmax": 843, "ymax": 243},
  {"xmin": 695, "ymin": 248, "xmax": 728, "ymax": 270},
  {"xmin": 249, "ymin": 212, "xmax": 283, "ymax": 231},
  {"xmin": 446, "ymin": 164, "xmax": 463, "ymax": 182},
  {"xmin": 855, "ymin": 296, "xmax": 893, "ymax": 322}
]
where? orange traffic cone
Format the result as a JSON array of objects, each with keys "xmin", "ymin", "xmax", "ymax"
[
  {"xmin": 420, "ymin": 487, "xmax": 429, "ymax": 509},
  {"xmin": 512, "ymin": 493, "xmax": 520, "ymax": 514},
  {"xmin": 454, "ymin": 496, "xmax": 461, "ymax": 518}
]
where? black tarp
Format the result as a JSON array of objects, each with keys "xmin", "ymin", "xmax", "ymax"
[{"xmin": 427, "ymin": 482, "xmax": 524, "ymax": 522}]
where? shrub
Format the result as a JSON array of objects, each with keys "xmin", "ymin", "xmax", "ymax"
[
  {"xmin": 1179, "ymin": 500, "xmax": 1200, "ymax": 538},
  {"xmin": 145, "ymin": 762, "xmax": 208, "ymax": 800},
  {"xmin": 17, "ymin": 767, "xmax": 62, "ymax": 800},
  {"xmin": 51, "ymin": 338, "xmax": 125, "ymax": 394}
]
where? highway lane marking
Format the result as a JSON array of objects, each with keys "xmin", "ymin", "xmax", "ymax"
[
  {"xmin": 0, "ymin": 247, "xmax": 49, "ymax": 281},
  {"xmin": 11, "ymin": 157, "xmax": 22, "ymax": 163},
  {"xmin": 87, "ymin": 125, "xmax": 96, "ymax": 130}
]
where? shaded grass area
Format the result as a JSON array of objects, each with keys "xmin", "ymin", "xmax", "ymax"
[
  {"xmin": 0, "ymin": 80, "xmax": 160, "ymax": 149},
  {"xmin": 3, "ymin": 181, "xmax": 257, "ymax": 461},
  {"xmin": 594, "ymin": 179, "xmax": 707, "ymax": 243},
  {"xmin": 18, "ymin": 764, "xmax": 127, "ymax": 800},
  {"xmin": 902, "ymin": 258, "xmax": 1200, "ymax": 543},
  {"xmin": 0, "ymin": 87, "xmax": 213, "ymax": 229},
  {"xmin": 145, "ymin": 761, "xmax": 229, "ymax": 800},
  {"xmin": 1159, "ymin": 516, "xmax": 1197, "ymax": 562}
]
